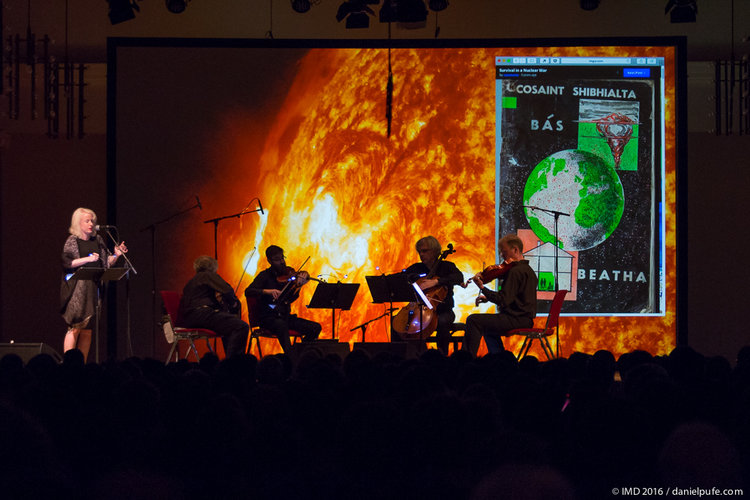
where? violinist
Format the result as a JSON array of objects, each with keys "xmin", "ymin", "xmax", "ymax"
[
  {"xmin": 396, "ymin": 236, "xmax": 464, "ymax": 354},
  {"xmin": 244, "ymin": 245, "xmax": 321, "ymax": 353},
  {"xmin": 463, "ymin": 234, "xmax": 538, "ymax": 356},
  {"xmin": 179, "ymin": 255, "xmax": 249, "ymax": 358}
]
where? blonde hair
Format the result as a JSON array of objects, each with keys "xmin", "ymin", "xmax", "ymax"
[
  {"xmin": 69, "ymin": 207, "xmax": 97, "ymax": 239},
  {"xmin": 415, "ymin": 235, "xmax": 441, "ymax": 254}
]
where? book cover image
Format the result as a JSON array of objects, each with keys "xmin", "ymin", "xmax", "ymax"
[{"xmin": 497, "ymin": 74, "xmax": 662, "ymax": 314}]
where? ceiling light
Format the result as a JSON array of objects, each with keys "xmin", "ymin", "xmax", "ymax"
[
  {"xmin": 380, "ymin": 0, "xmax": 428, "ymax": 28},
  {"xmin": 580, "ymin": 0, "xmax": 599, "ymax": 10},
  {"xmin": 292, "ymin": 0, "xmax": 311, "ymax": 13},
  {"xmin": 428, "ymin": 0, "xmax": 448, "ymax": 11},
  {"xmin": 166, "ymin": 0, "xmax": 189, "ymax": 14},
  {"xmin": 107, "ymin": 0, "xmax": 140, "ymax": 25},
  {"xmin": 336, "ymin": 1, "xmax": 375, "ymax": 29},
  {"xmin": 665, "ymin": 0, "xmax": 697, "ymax": 23}
]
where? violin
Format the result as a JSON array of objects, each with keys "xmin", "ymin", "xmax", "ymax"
[
  {"xmin": 463, "ymin": 261, "xmax": 516, "ymax": 306},
  {"xmin": 462, "ymin": 261, "xmax": 514, "ymax": 287},
  {"xmin": 273, "ymin": 261, "xmax": 323, "ymax": 306}
]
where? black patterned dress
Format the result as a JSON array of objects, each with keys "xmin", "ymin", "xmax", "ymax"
[{"xmin": 60, "ymin": 234, "xmax": 110, "ymax": 328}]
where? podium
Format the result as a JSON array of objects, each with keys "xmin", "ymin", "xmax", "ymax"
[
  {"xmin": 69, "ymin": 267, "xmax": 129, "ymax": 363},
  {"xmin": 307, "ymin": 282, "xmax": 359, "ymax": 340}
]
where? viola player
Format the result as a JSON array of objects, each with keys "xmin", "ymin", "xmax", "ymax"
[
  {"xmin": 244, "ymin": 245, "xmax": 321, "ymax": 353},
  {"xmin": 463, "ymin": 234, "xmax": 538, "ymax": 356},
  {"xmin": 395, "ymin": 236, "xmax": 463, "ymax": 354}
]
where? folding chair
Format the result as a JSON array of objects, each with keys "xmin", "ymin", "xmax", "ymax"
[
  {"xmin": 160, "ymin": 290, "xmax": 221, "ymax": 364},
  {"xmin": 245, "ymin": 295, "xmax": 302, "ymax": 358},
  {"xmin": 510, "ymin": 289, "xmax": 567, "ymax": 361}
]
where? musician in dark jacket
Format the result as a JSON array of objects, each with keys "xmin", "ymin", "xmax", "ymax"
[
  {"xmin": 395, "ymin": 236, "xmax": 464, "ymax": 354},
  {"xmin": 180, "ymin": 255, "xmax": 249, "ymax": 358},
  {"xmin": 463, "ymin": 234, "xmax": 538, "ymax": 356},
  {"xmin": 244, "ymin": 245, "xmax": 321, "ymax": 353}
]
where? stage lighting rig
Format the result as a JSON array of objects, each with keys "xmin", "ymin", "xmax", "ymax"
[
  {"xmin": 292, "ymin": 0, "xmax": 311, "ymax": 13},
  {"xmin": 107, "ymin": 0, "xmax": 140, "ymax": 25},
  {"xmin": 166, "ymin": 0, "xmax": 190, "ymax": 14},
  {"xmin": 428, "ymin": 0, "xmax": 448, "ymax": 11},
  {"xmin": 665, "ymin": 0, "xmax": 697, "ymax": 23},
  {"xmin": 336, "ymin": 0, "xmax": 377, "ymax": 29},
  {"xmin": 580, "ymin": 0, "xmax": 599, "ymax": 10},
  {"xmin": 380, "ymin": 0, "xmax": 428, "ymax": 29}
]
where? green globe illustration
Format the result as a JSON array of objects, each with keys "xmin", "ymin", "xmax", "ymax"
[{"xmin": 523, "ymin": 149, "xmax": 624, "ymax": 251}]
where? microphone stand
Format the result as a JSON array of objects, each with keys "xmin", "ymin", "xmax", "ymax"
[
  {"xmin": 203, "ymin": 204, "xmax": 263, "ymax": 261},
  {"xmin": 102, "ymin": 227, "xmax": 138, "ymax": 359},
  {"xmin": 140, "ymin": 198, "xmax": 201, "ymax": 358},
  {"xmin": 350, "ymin": 307, "xmax": 396, "ymax": 343},
  {"xmin": 524, "ymin": 205, "xmax": 569, "ymax": 357}
]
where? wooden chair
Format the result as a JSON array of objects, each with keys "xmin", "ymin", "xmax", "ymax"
[
  {"xmin": 510, "ymin": 289, "xmax": 567, "ymax": 361},
  {"xmin": 245, "ymin": 295, "xmax": 302, "ymax": 358},
  {"xmin": 160, "ymin": 290, "xmax": 221, "ymax": 364}
]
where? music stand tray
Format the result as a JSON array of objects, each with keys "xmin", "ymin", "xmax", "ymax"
[
  {"xmin": 307, "ymin": 282, "xmax": 360, "ymax": 340},
  {"xmin": 365, "ymin": 273, "xmax": 414, "ymax": 304},
  {"xmin": 70, "ymin": 267, "xmax": 129, "ymax": 282}
]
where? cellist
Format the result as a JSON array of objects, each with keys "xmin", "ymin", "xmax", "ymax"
[
  {"xmin": 244, "ymin": 245, "xmax": 322, "ymax": 353},
  {"xmin": 395, "ymin": 236, "xmax": 463, "ymax": 354}
]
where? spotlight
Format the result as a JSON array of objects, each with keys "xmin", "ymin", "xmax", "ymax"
[
  {"xmin": 428, "ymin": 0, "xmax": 448, "ymax": 11},
  {"xmin": 580, "ymin": 0, "xmax": 599, "ymax": 10},
  {"xmin": 380, "ymin": 0, "xmax": 428, "ymax": 28},
  {"xmin": 336, "ymin": 0, "xmax": 375, "ymax": 29},
  {"xmin": 107, "ymin": 0, "xmax": 139, "ymax": 25},
  {"xmin": 166, "ymin": 0, "xmax": 189, "ymax": 14},
  {"xmin": 665, "ymin": 0, "xmax": 696, "ymax": 23},
  {"xmin": 291, "ymin": 0, "xmax": 311, "ymax": 13}
]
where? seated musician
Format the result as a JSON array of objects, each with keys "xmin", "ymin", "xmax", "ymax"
[
  {"xmin": 394, "ymin": 236, "xmax": 463, "ymax": 354},
  {"xmin": 463, "ymin": 234, "xmax": 538, "ymax": 356},
  {"xmin": 179, "ymin": 255, "xmax": 249, "ymax": 358},
  {"xmin": 244, "ymin": 245, "xmax": 321, "ymax": 353}
]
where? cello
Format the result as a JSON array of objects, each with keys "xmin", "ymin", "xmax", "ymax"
[{"xmin": 391, "ymin": 244, "xmax": 456, "ymax": 340}]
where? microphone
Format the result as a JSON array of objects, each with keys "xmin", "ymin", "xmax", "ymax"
[
  {"xmin": 95, "ymin": 224, "xmax": 116, "ymax": 231},
  {"xmin": 196, "ymin": 195, "xmax": 202, "ymax": 210},
  {"xmin": 258, "ymin": 199, "xmax": 264, "ymax": 215}
]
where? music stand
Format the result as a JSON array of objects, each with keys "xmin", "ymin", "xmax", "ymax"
[
  {"xmin": 70, "ymin": 267, "xmax": 129, "ymax": 363},
  {"xmin": 307, "ymin": 282, "xmax": 360, "ymax": 340},
  {"xmin": 365, "ymin": 273, "xmax": 419, "ymax": 342}
]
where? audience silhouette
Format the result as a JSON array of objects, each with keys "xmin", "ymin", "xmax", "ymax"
[{"xmin": 0, "ymin": 344, "xmax": 747, "ymax": 499}]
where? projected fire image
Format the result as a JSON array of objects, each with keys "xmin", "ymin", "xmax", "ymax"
[{"xmin": 196, "ymin": 46, "xmax": 676, "ymax": 358}]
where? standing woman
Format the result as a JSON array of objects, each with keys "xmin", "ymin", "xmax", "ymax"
[{"xmin": 60, "ymin": 207, "xmax": 127, "ymax": 361}]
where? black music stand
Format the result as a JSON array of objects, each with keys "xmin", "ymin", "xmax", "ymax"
[
  {"xmin": 307, "ymin": 282, "xmax": 360, "ymax": 340},
  {"xmin": 365, "ymin": 273, "xmax": 418, "ymax": 342},
  {"xmin": 70, "ymin": 267, "xmax": 129, "ymax": 363}
]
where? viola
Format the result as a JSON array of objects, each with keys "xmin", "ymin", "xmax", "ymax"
[
  {"xmin": 273, "ymin": 262, "xmax": 323, "ymax": 306},
  {"xmin": 464, "ymin": 261, "xmax": 517, "ymax": 306},
  {"xmin": 472, "ymin": 261, "xmax": 514, "ymax": 285}
]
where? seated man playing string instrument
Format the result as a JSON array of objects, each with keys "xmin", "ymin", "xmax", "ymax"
[{"xmin": 244, "ymin": 245, "xmax": 321, "ymax": 353}]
